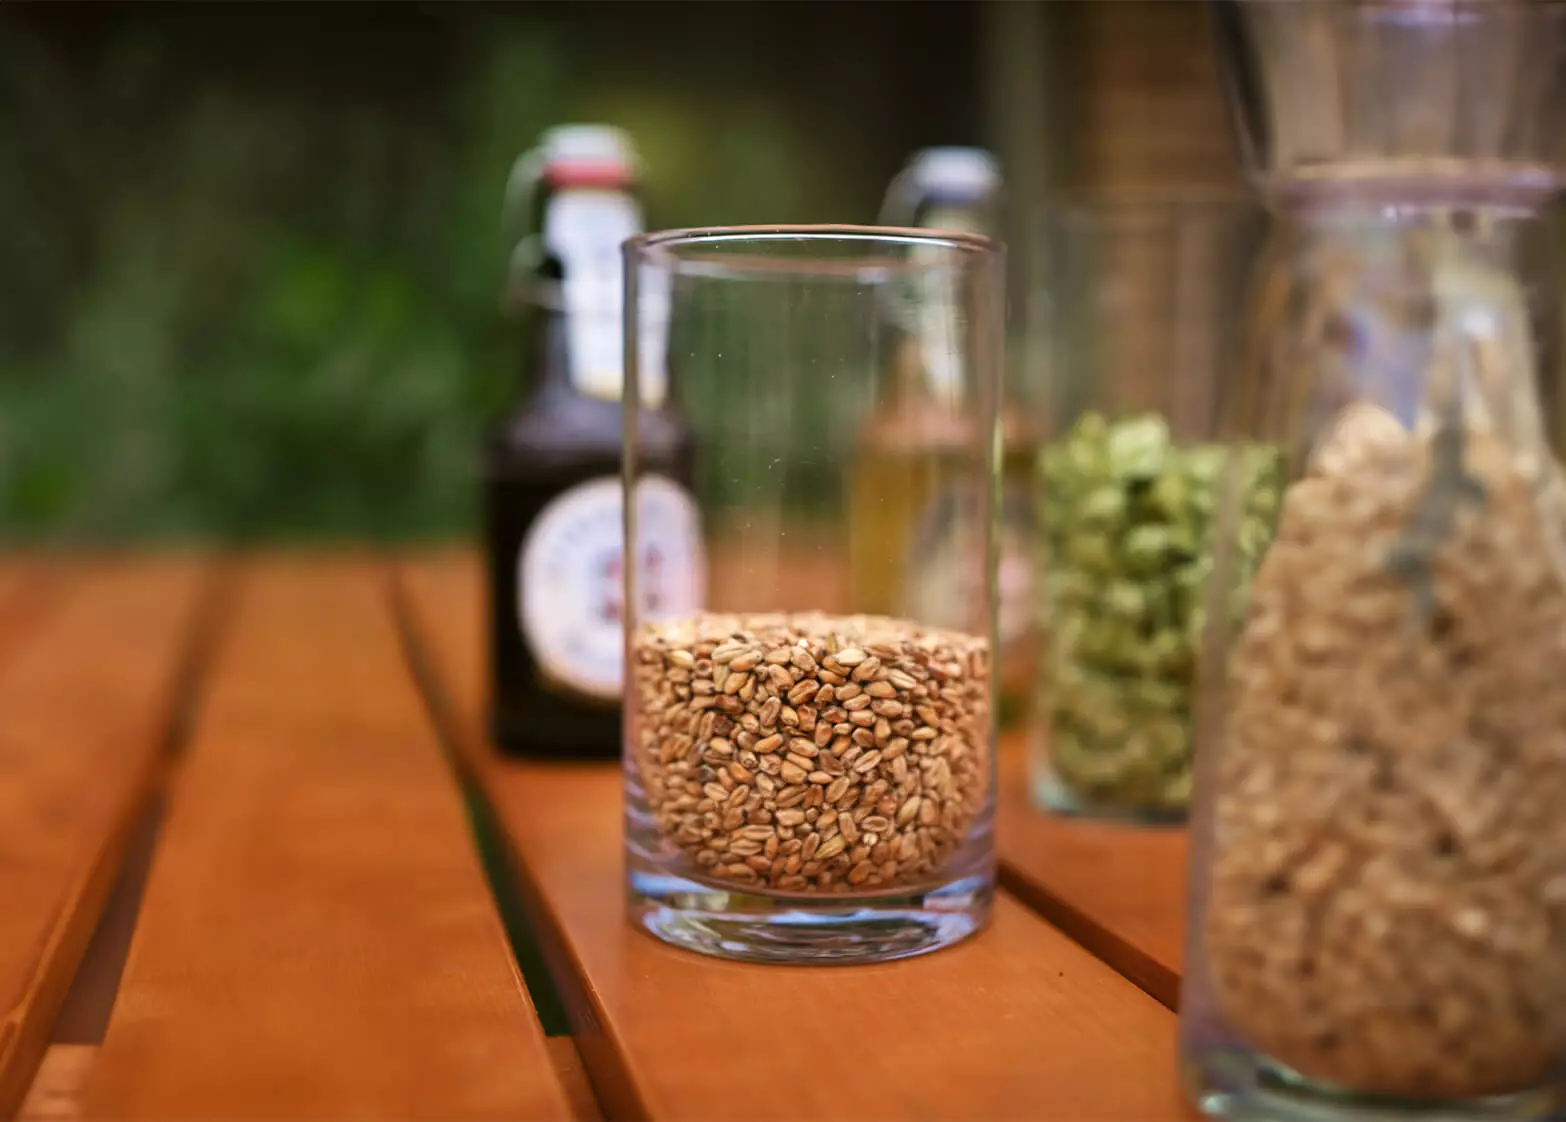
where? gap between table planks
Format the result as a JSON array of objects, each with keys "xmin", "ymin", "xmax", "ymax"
[
  {"xmin": 396, "ymin": 551, "xmax": 1193, "ymax": 1122},
  {"xmin": 84, "ymin": 556, "xmax": 576, "ymax": 1122},
  {"xmin": 996, "ymin": 744, "xmax": 1188, "ymax": 1010},
  {"xmin": 0, "ymin": 556, "xmax": 216, "ymax": 1121},
  {"xmin": 12, "ymin": 795, "xmax": 167, "ymax": 1122}
]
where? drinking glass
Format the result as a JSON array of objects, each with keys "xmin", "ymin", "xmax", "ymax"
[{"xmin": 622, "ymin": 225, "xmax": 1005, "ymax": 964}]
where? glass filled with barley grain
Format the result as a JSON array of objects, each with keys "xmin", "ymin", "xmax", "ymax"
[{"xmin": 622, "ymin": 225, "xmax": 1005, "ymax": 963}]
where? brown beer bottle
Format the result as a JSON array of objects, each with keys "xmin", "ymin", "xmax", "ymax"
[{"xmin": 483, "ymin": 125, "xmax": 701, "ymax": 758}]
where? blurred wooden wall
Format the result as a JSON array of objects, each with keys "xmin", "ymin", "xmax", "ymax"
[
  {"xmin": 983, "ymin": 0, "xmax": 1246, "ymax": 422},
  {"xmin": 1058, "ymin": 1, "xmax": 1240, "ymax": 191}
]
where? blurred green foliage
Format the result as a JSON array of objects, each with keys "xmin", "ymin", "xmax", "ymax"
[
  {"xmin": 0, "ymin": 21, "xmax": 555, "ymax": 544},
  {"xmin": 0, "ymin": 6, "xmax": 921, "ymax": 546}
]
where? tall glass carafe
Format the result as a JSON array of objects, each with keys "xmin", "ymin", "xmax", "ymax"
[{"xmin": 1182, "ymin": 2, "xmax": 1566, "ymax": 1118}]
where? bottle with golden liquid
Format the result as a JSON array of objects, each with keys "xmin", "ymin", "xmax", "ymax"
[{"xmin": 851, "ymin": 148, "xmax": 1036, "ymax": 724}]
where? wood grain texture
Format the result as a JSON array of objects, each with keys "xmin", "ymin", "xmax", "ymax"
[
  {"xmin": 0, "ymin": 561, "xmax": 38, "ymax": 631},
  {"xmin": 0, "ymin": 557, "xmax": 71, "ymax": 683},
  {"xmin": 85, "ymin": 556, "xmax": 572, "ymax": 1122},
  {"xmin": 997, "ymin": 744, "xmax": 1188, "ymax": 1009},
  {"xmin": 397, "ymin": 552, "xmax": 1191, "ymax": 1122},
  {"xmin": 17, "ymin": 1045, "xmax": 91, "ymax": 1122},
  {"xmin": 1065, "ymin": 0, "xmax": 1239, "ymax": 192},
  {"xmin": 0, "ymin": 558, "xmax": 210, "ymax": 1121}
]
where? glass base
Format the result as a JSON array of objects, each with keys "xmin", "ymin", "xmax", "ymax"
[
  {"xmin": 627, "ymin": 869, "xmax": 992, "ymax": 965},
  {"xmin": 1031, "ymin": 769, "xmax": 1189, "ymax": 827},
  {"xmin": 1187, "ymin": 1045, "xmax": 1566, "ymax": 1122}
]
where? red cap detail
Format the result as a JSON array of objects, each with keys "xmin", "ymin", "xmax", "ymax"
[{"xmin": 545, "ymin": 159, "xmax": 635, "ymax": 190}]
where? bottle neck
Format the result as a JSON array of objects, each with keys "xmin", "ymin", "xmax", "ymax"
[
  {"xmin": 525, "ymin": 300, "xmax": 575, "ymax": 402},
  {"xmin": 883, "ymin": 199, "xmax": 993, "ymax": 407},
  {"xmin": 916, "ymin": 199, "xmax": 995, "ymax": 237},
  {"xmin": 534, "ymin": 185, "xmax": 644, "ymax": 403}
]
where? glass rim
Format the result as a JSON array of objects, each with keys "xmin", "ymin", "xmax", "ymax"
[
  {"xmin": 624, "ymin": 223, "xmax": 1002, "ymax": 280},
  {"xmin": 1228, "ymin": 0, "xmax": 1566, "ymax": 13}
]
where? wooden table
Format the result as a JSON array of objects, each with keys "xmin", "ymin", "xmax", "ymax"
[{"xmin": 0, "ymin": 551, "xmax": 1193, "ymax": 1122}]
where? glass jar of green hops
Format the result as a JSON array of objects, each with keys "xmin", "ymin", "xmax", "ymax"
[{"xmin": 1030, "ymin": 194, "xmax": 1269, "ymax": 822}]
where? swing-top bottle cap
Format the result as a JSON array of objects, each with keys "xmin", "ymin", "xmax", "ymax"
[
  {"xmin": 501, "ymin": 124, "xmax": 641, "ymax": 314},
  {"xmin": 536, "ymin": 124, "xmax": 639, "ymax": 189},
  {"xmin": 903, "ymin": 147, "xmax": 1000, "ymax": 204},
  {"xmin": 882, "ymin": 147, "xmax": 1001, "ymax": 231}
]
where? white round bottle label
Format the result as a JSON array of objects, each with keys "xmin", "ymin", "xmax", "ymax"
[{"xmin": 518, "ymin": 474, "xmax": 703, "ymax": 700}]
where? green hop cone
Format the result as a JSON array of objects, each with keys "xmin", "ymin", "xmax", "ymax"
[{"xmin": 1037, "ymin": 411, "xmax": 1282, "ymax": 816}]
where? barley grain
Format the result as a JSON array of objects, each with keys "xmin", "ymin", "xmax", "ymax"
[{"xmin": 632, "ymin": 611, "xmax": 990, "ymax": 895}]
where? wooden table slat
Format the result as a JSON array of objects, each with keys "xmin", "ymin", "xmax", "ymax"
[
  {"xmin": 996, "ymin": 748, "xmax": 1188, "ymax": 1009},
  {"xmin": 85, "ymin": 558, "xmax": 574, "ymax": 1122},
  {"xmin": 0, "ymin": 557, "xmax": 73, "ymax": 682},
  {"xmin": 398, "ymin": 554, "xmax": 1190, "ymax": 1122},
  {"xmin": 18, "ymin": 1044, "xmax": 92, "ymax": 1122},
  {"xmin": 0, "ymin": 558, "xmax": 210, "ymax": 1119}
]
